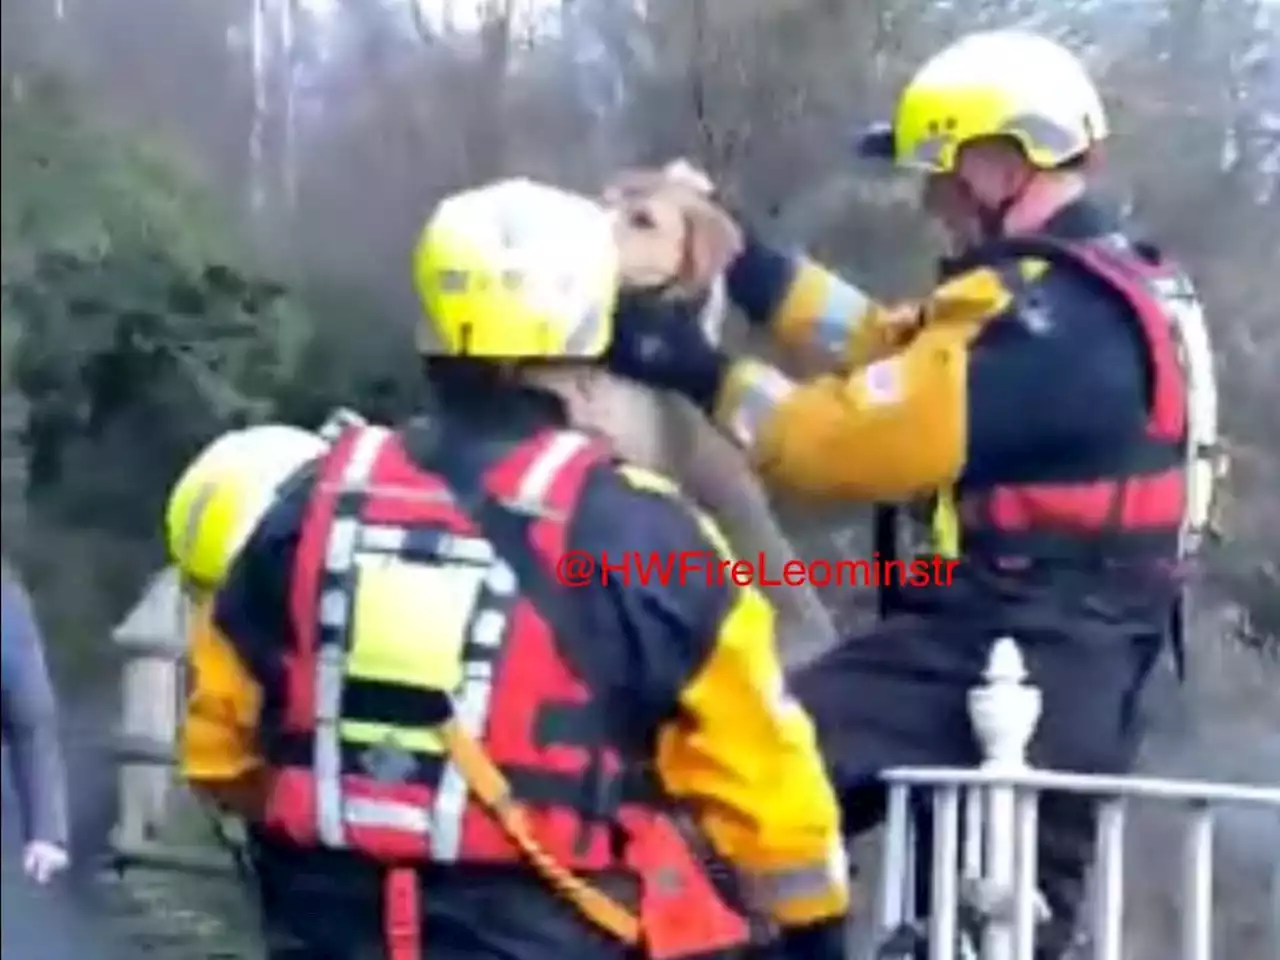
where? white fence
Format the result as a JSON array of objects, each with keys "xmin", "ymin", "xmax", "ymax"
[
  {"xmin": 110, "ymin": 568, "xmax": 233, "ymax": 876},
  {"xmin": 874, "ymin": 637, "xmax": 1280, "ymax": 960},
  {"xmin": 111, "ymin": 568, "xmax": 185, "ymax": 850}
]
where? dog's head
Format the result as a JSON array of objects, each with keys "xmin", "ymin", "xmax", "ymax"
[{"xmin": 604, "ymin": 161, "xmax": 740, "ymax": 344}]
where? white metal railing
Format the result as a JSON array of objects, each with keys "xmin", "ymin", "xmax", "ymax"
[{"xmin": 872, "ymin": 637, "xmax": 1280, "ymax": 960}]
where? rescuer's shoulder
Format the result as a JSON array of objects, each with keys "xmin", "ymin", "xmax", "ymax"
[
  {"xmin": 566, "ymin": 460, "xmax": 738, "ymax": 698},
  {"xmin": 963, "ymin": 247, "xmax": 1137, "ymax": 351},
  {"xmin": 569, "ymin": 460, "xmax": 737, "ymax": 563},
  {"xmin": 213, "ymin": 460, "xmax": 318, "ymax": 651},
  {"xmin": 252, "ymin": 459, "xmax": 319, "ymax": 549}
]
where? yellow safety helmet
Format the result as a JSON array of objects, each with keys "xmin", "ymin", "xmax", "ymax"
[
  {"xmin": 163, "ymin": 424, "xmax": 327, "ymax": 589},
  {"xmin": 857, "ymin": 30, "xmax": 1108, "ymax": 173},
  {"xmin": 411, "ymin": 177, "xmax": 620, "ymax": 359}
]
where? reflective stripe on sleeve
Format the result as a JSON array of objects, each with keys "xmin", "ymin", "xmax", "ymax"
[
  {"xmin": 809, "ymin": 272, "xmax": 872, "ymax": 362},
  {"xmin": 713, "ymin": 359, "xmax": 796, "ymax": 451},
  {"xmin": 745, "ymin": 842, "xmax": 850, "ymax": 925}
]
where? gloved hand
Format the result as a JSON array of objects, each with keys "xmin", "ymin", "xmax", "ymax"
[
  {"xmin": 23, "ymin": 839, "xmax": 70, "ymax": 884},
  {"xmin": 606, "ymin": 291, "xmax": 729, "ymax": 413}
]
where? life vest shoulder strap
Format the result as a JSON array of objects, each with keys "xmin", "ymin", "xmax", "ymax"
[
  {"xmin": 987, "ymin": 230, "xmax": 1183, "ymax": 280},
  {"xmin": 482, "ymin": 428, "xmax": 614, "ymax": 567},
  {"xmin": 291, "ymin": 425, "xmax": 396, "ymax": 659}
]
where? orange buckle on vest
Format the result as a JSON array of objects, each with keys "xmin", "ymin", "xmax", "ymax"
[{"xmin": 383, "ymin": 866, "xmax": 422, "ymax": 960}]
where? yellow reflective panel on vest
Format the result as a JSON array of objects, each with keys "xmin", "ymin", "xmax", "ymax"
[
  {"xmin": 931, "ymin": 488, "xmax": 961, "ymax": 559},
  {"xmin": 341, "ymin": 554, "xmax": 484, "ymax": 753}
]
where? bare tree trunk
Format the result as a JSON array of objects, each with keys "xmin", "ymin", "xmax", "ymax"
[
  {"xmin": 468, "ymin": 0, "xmax": 515, "ymax": 181},
  {"xmin": 279, "ymin": 0, "xmax": 299, "ymax": 213},
  {"xmin": 249, "ymin": 0, "xmax": 269, "ymax": 216}
]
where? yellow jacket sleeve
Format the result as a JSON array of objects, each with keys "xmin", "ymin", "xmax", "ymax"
[
  {"xmin": 712, "ymin": 266, "xmax": 1015, "ymax": 503},
  {"xmin": 763, "ymin": 257, "xmax": 923, "ymax": 372},
  {"xmin": 651, "ymin": 509, "xmax": 849, "ymax": 928},
  {"xmin": 179, "ymin": 594, "xmax": 264, "ymax": 784}
]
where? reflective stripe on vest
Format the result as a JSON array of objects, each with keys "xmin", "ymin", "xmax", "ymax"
[
  {"xmin": 316, "ymin": 425, "xmax": 392, "ymax": 849},
  {"xmin": 271, "ymin": 424, "xmax": 638, "ymax": 868},
  {"xmin": 956, "ymin": 235, "xmax": 1191, "ymax": 564}
]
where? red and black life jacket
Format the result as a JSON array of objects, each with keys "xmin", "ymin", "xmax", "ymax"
[
  {"xmin": 957, "ymin": 234, "xmax": 1192, "ymax": 566},
  {"xmin": 255, "ymin": 423, "xmax": 751, "ymax": 958}
]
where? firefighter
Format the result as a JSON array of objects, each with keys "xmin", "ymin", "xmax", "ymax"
[
  {"xmin": 182, "ymin": 178, "xmax": 850, "ymax": 960},
  {"xmin": 166, "ymin": 422, "xmax": 331, "ymax": 957},
  {"xmin": 603, "ymin": 29, "xmax": 1222, "ymax": 958}
]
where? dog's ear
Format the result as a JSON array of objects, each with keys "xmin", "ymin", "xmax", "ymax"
[{"xmin": 674, "ymin": 185, "xmax": 742, "ymax": 296}]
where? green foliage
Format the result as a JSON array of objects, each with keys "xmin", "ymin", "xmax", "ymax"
[
  {"xmin": 12, "ymin": 254, "xmax": 303, "ymax": 522},
  {"xmin": 0, "ymin": 70, "xmax": 317, "ymax": 659},
  {"xmin": 1, "ymin": 74, "xmax": 307, "ymax": 535},
  {"xmin": 1, "ymin": 74, "xmax": 223, "ymax": 270}
]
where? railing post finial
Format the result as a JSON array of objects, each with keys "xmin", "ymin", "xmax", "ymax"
[{"xmin": 968, "ymin": 635, "xmax": 1042, "ymax": 770}]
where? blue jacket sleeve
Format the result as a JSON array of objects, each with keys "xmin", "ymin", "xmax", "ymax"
[
  {"xmin": 0, "ymin": 573, "xmax": 69, "ymax": 846},
  {"xmin": 213, "ymin": 464, "xmax": 316, "ymax": 706}
]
